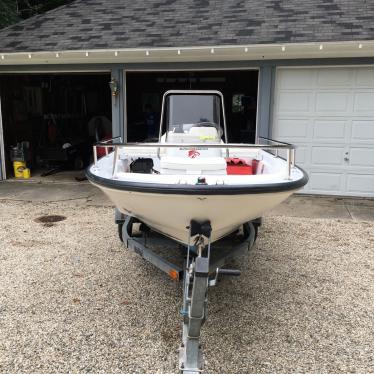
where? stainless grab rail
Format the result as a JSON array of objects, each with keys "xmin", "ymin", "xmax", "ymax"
[{"xmin": 92, "ymin": 136, "xmax": 296, "ymax": 179}]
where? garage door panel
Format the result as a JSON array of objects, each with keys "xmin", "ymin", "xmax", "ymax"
[
  {"xmin": 313, "ymin": 120, "xmax": 346, "ymax": 141},
  {"xmin": 356, "ymin": 68, "xmax": 374, "ymax": 86},
  {"xmin": 353, "ymin": 92, "xmax": 374, "ymax": 113},
  {"xmin": 311, "ymin": 147, "xmax": 345, "ymax": 165},
  {"xmin": 309, "ymin": 172, "xmax": 343, "ymax": 192},
  {"xmin": 278, "ymin": 92, "xmax": 310, "ymax": 112},
  {"xmin": 349, "ymin": 148, "xmax": 374, "ymax": 167},
  {"xmin": 351, "ymin": 120, "xmax": 374, "ymax": 142},
  {"xmin": 346, "ymin": 174, "xmax": 374, "ymax": 194},
  {"xmin": 277, "ymin": 69, "xmax": 315, "ymax": 89},
  {"xmin": 294, "ymin": 146, "xmax": 307, "ymax": 165},
  {"xmin": 270, "ymin": 143, "xmax": 308, "ymax": 166},
  {"xmin": 275, "ymin": 119, "xmax": 309, "ymax": 138},
  {"xmin": 317, "ymin": 69, "xmax": 353, "ymax": 87},
  {"xmin": 315, "ymin": 92, "xmax": 349, "ymax": 112}
]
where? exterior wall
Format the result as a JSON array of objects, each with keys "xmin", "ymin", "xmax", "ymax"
[{"xmin": 110, "ymin": 68, "xmax": 125, "ymax": 141}]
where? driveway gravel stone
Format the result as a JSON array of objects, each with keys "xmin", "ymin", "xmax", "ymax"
[{"xmin": 0, "ymin": 200, "xmax": 373, "ymax": 373}]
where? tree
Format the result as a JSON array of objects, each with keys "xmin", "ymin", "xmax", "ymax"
[
  {"xmin": 0, "ymin": 0, "xmax": 73, "ymax": 29},
  {"xmin": 0, "ymin": 0, "xmax": 19, "ymax": 29}
]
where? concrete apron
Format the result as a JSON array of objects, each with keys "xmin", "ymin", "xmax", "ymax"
[{"xmin": 0, "ymin": 180, "xmax": 373, "ymax": 221}]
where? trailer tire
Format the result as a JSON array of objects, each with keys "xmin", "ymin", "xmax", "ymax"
[
  {"xmin": 118, "ymin": 223, "xmax": 124, "ymax": 242},
  {"xmin": 118, "ymin": 216, "xmax": 138, "ymax": 243},
  {"xmin": 253, "ymin": 224, "xmax": 258, "ymax": 241}
]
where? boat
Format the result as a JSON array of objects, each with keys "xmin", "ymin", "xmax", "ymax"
[
  {"xmin": 86, "ymin": 90, "xmax": 308, "ymax": 373},
  {"xmin": 86, "ymin": 90, "xmax": 308, "ymax": 245}
]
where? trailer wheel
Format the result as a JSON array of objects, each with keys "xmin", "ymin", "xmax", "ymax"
[
  {"xmin": 243, "ymin": 222, "xmax": 258, "ymax": 250},
  {"xmin": 118, "ymin": 217, "xmax": 138, "ymax": 243},
  {"xmin": 252, "ymin": 224, "xmax": 258, "ymax": 241},
  {"xmin": 118, "ymin": 223, "xmax": 124, "ymax": 242}
]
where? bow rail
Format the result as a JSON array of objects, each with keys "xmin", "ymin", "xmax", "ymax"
[{"xmin": 92, "ymin": 136, "xmax": 296, "ymax": 178}]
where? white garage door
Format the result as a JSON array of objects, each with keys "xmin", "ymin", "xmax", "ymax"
[{"xmin": 272, "ymin": 67, "xmax": 374, "ymax": 197}]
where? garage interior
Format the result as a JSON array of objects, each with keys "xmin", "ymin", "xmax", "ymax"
[
  {"xmin": 126, "ymin": 70, "xmax": 259, "ymax": 143},
  {"xmin": 0, "ymin": 73, "xmax": 111, "ymax": 181},
  {"xmin": 0, "ymin": 69, "xmax": 259, "ymax": 182}
]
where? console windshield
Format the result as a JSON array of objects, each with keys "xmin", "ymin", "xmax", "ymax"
[{"xmin": 162, "ymin": 93, "xmax": 224, "ymax": 143}]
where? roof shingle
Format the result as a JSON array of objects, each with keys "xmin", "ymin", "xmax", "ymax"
[{"xmin": 0, "ymin": 0, "xmax": 373, "ymax": 52}]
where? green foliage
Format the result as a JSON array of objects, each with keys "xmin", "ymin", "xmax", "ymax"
[
  {"xmin": 0, "ymin": 0, "xmax": 20, "ymax": 29},
  {"xmin": 0, "ymin": 0, "xmax": 73, "ymax": 29}
]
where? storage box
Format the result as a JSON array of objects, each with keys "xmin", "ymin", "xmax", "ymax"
[{"xmin": 226, "ymin": 158, "xmax": 253, "ymax": 175}]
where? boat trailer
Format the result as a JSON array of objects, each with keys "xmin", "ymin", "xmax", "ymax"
[{"xmin": 116, "ymin": 209, "xmax": 259, "ymax": 373}]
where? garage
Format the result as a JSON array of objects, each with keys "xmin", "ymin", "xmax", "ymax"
[
  {"xmin": 1, "ymin": 0, "xmax": 374, "ymax": 198},
  {"xmin": 125, "ymin": 70, "xmax": 259, "ymax": 143},
  {"xmin": 272, "ymin": 67, "xmax": 374, "ymax": 197},
  {"xmin": 0, "ymin": 73, "xmax": 111, "ymax": 180}
]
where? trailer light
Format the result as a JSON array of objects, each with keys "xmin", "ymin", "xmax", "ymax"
[
  {"xmin": 1, "ymin": 55, "xmax": 4, "ymax": 60},
  {"xmin": 244, "ymin": 47, "xmax": 248, "ymax": 52},
  {"xmin": 114, "ymin": 51, "xmax": 118, "ymax": 56},
  {"xmin": 210, "ymin": 48, "xmax": 215, "ymax": 54},
  {"xmin": 146, "ymin": 50, "xmax": 150, "ymax": 56},
  {"xmin": 359, "ymin": 43, "xmax": 363, "ymax": 49},
  {"xmin": 28, "ymin": 53, "xmax": 32, "ymax": 59},
  {"xmin": 168, "ymin": 269, "xmax": 179, "ymax": 281},
  {"xmin": 319, "ymin": 44, "xmax": 323, "ymax": 50},
  {"xmin": 177, "ymin": 49, "xmax": 181, "ymax": 55},
  {"xmin": 281, "ymin": 46, "xmax": 286, "ymax": 52},
  {"xmin": 85, "ymin": 51, "xmax": 89, "ymax": 57},
  {"xmin": 55, "ymin": 52, "xmax": 60, "ymax": 58}
]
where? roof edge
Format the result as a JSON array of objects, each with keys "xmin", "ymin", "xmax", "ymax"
[{"xmin": 1, "ymin": 40, "xmax": 374, "ymax": 65}]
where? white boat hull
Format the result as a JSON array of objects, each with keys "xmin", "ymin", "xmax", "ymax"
[{"xmin": 93, "ymin": 182, "xmax": 295, "ymax": 244}]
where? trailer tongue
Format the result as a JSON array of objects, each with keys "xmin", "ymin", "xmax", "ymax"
[{"xmin": 118, "ymin": 213, "xmax": 257, "ymax": 373}]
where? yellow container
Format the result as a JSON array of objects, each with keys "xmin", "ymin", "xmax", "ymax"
[
  {"xmin": 22, "ymin": 168, "xmax": 31, "ymax": 179},
  {"xmin": 13, "ymin": 161, "xmax": 26, "ymax": 178}
]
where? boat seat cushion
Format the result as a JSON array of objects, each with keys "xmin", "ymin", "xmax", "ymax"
[
  {"xmin": 188, "ymin": 126, "xmax": 219, "ymax": 140},
  {"xmin": 165, "ymin": 130, "xmax": 222, "ymax": 158},
  {"xmin": 160, "ymin": 156, "xmax": 227, "ymax": 175}
]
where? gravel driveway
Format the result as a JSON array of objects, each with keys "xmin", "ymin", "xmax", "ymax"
[{"xmin": 0, "ymin": 200, "xmax": 373, "ymax": 373}]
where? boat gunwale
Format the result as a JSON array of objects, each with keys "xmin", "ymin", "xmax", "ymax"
[{"xmin": 86, "ymin": 166, "xmax": 309, "ymax": 195}]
